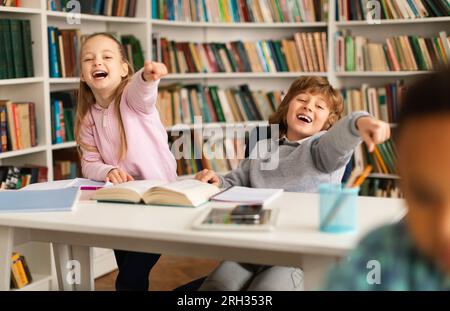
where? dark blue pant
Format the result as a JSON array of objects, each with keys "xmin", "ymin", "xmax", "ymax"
[{"xmin": 114, "ymin": 250, "xmax": 160, "ymax": 291}]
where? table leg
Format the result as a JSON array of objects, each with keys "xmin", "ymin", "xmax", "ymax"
[
  {"xmin": 52, "ymin": 244, "xmax": 94, "ymax": 291},
  {"xmin": 301, "ymin": 254, "xmax": 339, "ymax": 291},
  {"xmin": 71, "ymin": 245, "xmax": 94, "ymax": 291},
  {"xmin": 0, "ymin": 226, "xmax": 13, "ymax": 291},
  {"xmin": 52, "ymin": 243, "xmax": 75, "ymax": 291}
]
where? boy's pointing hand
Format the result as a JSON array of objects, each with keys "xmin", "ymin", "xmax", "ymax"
[{"xmin": 356, "ymin": 116, "xmax": 391, "ymax": 152}]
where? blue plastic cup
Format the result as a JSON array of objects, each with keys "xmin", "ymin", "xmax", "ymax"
[{"xmin": 319, "ymin": 184, "xmax": 359, "ymax": 233}]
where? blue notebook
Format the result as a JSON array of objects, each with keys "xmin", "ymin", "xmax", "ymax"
[{"xmin": 0, "ymin": 187, "xmax": 79, "ymax": 213}]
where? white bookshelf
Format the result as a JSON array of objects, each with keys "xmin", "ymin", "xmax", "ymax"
[{"xmin": 0, "ymin": 0, "xmax": 448, "ymax": 290}]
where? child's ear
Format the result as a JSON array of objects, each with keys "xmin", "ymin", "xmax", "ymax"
[
  {"xmin": 121, "ymin": 62, "xmax": 129, "ymax": 78},
  {"xmin": 80, "ymin": 73, "xmax": 85, "ymax": 82}
]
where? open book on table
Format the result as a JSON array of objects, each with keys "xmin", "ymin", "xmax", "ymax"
[{"xmin": 92, "ymin": 179, "xmax": 220, "ymax": 207}]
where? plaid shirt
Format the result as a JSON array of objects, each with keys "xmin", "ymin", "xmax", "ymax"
[{"xmin": 323, "ymin": 220, "xmax": 450, "ymax": 291}]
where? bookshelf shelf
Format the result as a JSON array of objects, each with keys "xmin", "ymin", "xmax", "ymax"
[
  {"xmin": 0, "ymin": 77, "xmax": 44, "ymax": 86},
  {"xmin": 165, "ymin": 72, "xmax": 327, "ymax": 80},
  {"xmin": 151, "ymin": 20, "xmax": 328, "ymax": 28},
  {"xmin": 51, "ymin": 141, "xmax": 77, "ymax": 150},
  {"xmin": 49, "ymin": 78, "xmax": 80, "ymax": 84},
  {"xmin": 0, "ymin": 146, "xmax": 47, "ymax": 160},
  {"xmin": 335, "ymin": 71, "xmax": 434, "ymax": 77},
  {"xmin": 0, "ymin": 6, "xmax": 42, "ymax": 14},
  {"xmin": 12, "ymin": 274, "xmax": 53, "ymax": 291},
  {"xmin": 368, "ymin": 173, "xmax": 401, "ymax": 180},
  {"xmin": 335, "ymin": 16, "xmax": 450, "ymax": 27},
  {"xmin": 165, "ymin": 121, "xmax": 269, "ymax": 132},
  {"xmin": 45, "ymin": 10, "xmax": 148, "ymax": 24}
]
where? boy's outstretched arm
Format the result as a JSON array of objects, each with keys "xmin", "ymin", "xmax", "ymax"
[
  {"xmin": 123, "ymin": 61, "xmax": 168, "ymax": 114},
  {"xmin": 311, "ymin": 111, "xmax": 390, "ymax": 173}
]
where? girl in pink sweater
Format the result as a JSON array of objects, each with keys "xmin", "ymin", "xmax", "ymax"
[{"xmin": 75, "ymin": 33, "xmax": 176, "ymax": 291}]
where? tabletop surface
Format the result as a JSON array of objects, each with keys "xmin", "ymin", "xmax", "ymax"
[{"xmin": 0, "ymin": 192, "xmax": 406, "ymax": 256}]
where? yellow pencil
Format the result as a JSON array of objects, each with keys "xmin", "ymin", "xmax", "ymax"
[{"xmin": 352, "ymin": 165, "xmax": 373, "ymax": 188}]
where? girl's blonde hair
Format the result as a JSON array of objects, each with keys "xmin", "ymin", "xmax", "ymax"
[
  {"xmin": 75, "ymin": 32, "xmax": 134, "ymax": 161},
  {"xmin": 268, "ymin": 76, "xmax": 344, "ymax": 137}
]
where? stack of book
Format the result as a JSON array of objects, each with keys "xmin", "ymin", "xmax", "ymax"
[
  {"xmin": 0, "ymin": 166, "xmax": 48, "ymax": 189},
  {"xmin": 54, "ymin": 160, "xmax": 78, "ymax": 180},
  {"xmin": 47, "ymin": 0, "xmax": 138, "ymax": 17},
  {"xmin": 153, "ymin": 32, "xmax": 328, "ymax": 73},
  {"xmin": 341, "ymin": 80, "xmax": 407, "ymax": 124},
  {"xmin": 336, "ymin": 0, "xmax": 450, "ymax": 21},
  {"xmin": 51, "ymin": 91, "xmax": 77, "ymax": 145},
  {"xmin": 152, "ymin": 0, "xmax": 328, "ymax": 22},
  {"xmin": 0, "ymin": 100, "xmax": 37, "ymax": 152},
  {"xmin": 0, "ymin": 19, "xmax": 34, "ymax": 79},
  {"xmin": 360, "ymin": 179, "xmax": 402, "ymax": 198},
  {"xmin": 170, "ymin": 135, "xmax": 246, "ymax": 176},
  {"xmin": 157, "ymin": 84, "xmax": 282, "ymax": 126},
  {"xmin": 335, "ymin": 30, "xmax": 450, "ymax": 72},
  {"xmin": 1, "ymin": 0, "xmax": 20, "ymax": 7},
  {"xmin": 10, "ymin": 252, "xmax": 32, "ymax": 289}
]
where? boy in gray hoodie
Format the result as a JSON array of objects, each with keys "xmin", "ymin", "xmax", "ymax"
[{"xmin": 195, "ymin": 76, "xmax": 391, "ymax": 291}]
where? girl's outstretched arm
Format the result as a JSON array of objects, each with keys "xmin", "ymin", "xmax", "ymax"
[{"xmin": 123, "ymin": 61, "xmax": 168, "ymax": 114}]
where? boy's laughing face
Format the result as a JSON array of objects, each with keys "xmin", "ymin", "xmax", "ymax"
[
  {"xmin": 285, "ymin": 92, "xmax": 330, "ymax": 141},
  {"xmin": 398, "ymin": 115, "xmax": 450, "ymax": 273}
]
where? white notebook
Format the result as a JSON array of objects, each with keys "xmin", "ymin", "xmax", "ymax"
[{"xmin": 210, "ymin": 186, "xmax": 283, "ymax": 205}]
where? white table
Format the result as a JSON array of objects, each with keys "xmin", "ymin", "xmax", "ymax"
[{"xmin": 0, "ymin": 192, "xmax": 406, "ymax": 291}]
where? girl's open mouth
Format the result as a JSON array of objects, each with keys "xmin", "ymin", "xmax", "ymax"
[{"xmin": 92, "ymin": 70, "xmax": 109, "ymax": 80}]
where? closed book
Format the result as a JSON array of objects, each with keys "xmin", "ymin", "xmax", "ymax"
[
  {"xmin": 2, "ymin": 20, "xmax": 14, "ymax": 79},
  {"xmin": 16, "ymin": 103, "xmax": 31, "ymax": 149},
  {"xmin": 20, "ymin": 19, "xmax": 34, "ymax": 78},
  {"xmin": 0, "ymin": 105, "xmax": 7, "ymax": 152},
  {"xmin": 0, "ymin": 19, "xmax": 7, "ymax": 79},
  {"xmin": 10, "ymin": 19, "xmax": 25, "ymax": 78},
  {"xmin": 48, "ymin": 27, "xmax": 60, "ymax": 77},
  {"xmin": 209, "ymin": 86, "xmax": 226, "ymax": 122},
  {"xmin": 0, "ymin": 187, "xmax": 79, "ymax": 213}
]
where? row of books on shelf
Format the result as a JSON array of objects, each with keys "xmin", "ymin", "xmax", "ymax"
[
  {"xmin": 1, "ymin": 0, "xmax": 20, "ymax": 6},
  {"xmin": 0, "ymin": 19, "xmax": 34, "ymax": 80},
  {"xmin": 54, "ymin": 160, "xmax": 79, "ymax": 180},
  {"xmin": 0, "ymin": 101, "xmax": 37, "ymax": 153},
  {"xmin": 0, "ymin": 166, "xmax": 48, "ymax": 190},
  {"xmin": 153, "ymin": 31, "xmax": 328, "ymax": 74},
  {"xmin": 157, "ymin": 84, "xmax": 281, "ymax": 126},
  {"xmin": 47, "ymin": 0, "xmax": 138, "ymax": 17},
  {"xmin": 51, "ymin": 91, "xmax": 77, "ymax": 144},
  {"xmin": 355, "ymin": 139, "xmax": 397, "ymax": 176},
  {"xmin": 48, "ymin": 27, "xmax": 144, "ymax": 78},
  {"xmin": 336, "ymin": 0, "xmax": 450, "ymax": 21},
  {"xmin": 360, "ymin": 179, "xmax": 402, "ymax": 198},
  {"xmin": 341, "ymin": 80, "xmax": 407, "ymax": 124},
  {"xmin": 10, "ymin": 252, "xmax": 32, "ymax": 289},
  {"xmin": 171, "ymin": 135, "xmax": 245, "ymax": 175},
  {"xmin": 152, "ymin": 0, "xmax": 328, "ymax": 23},
  {"xmin": 335, "ymin": 30, "xmax": 450, "ymax": 72}
]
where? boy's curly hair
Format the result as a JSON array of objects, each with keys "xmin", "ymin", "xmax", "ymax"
[{"xmin": 268, "ymin": 76, "xmax": 344, "ymax": 137}]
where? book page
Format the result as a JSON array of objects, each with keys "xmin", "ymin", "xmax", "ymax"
[
  {"xmin": 111, "ymin": 180, "xmax": 167, "ymax": 197},
  {"xmin": 157, "ymin": 179, "xmax": 219, "ymax": 197}
]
